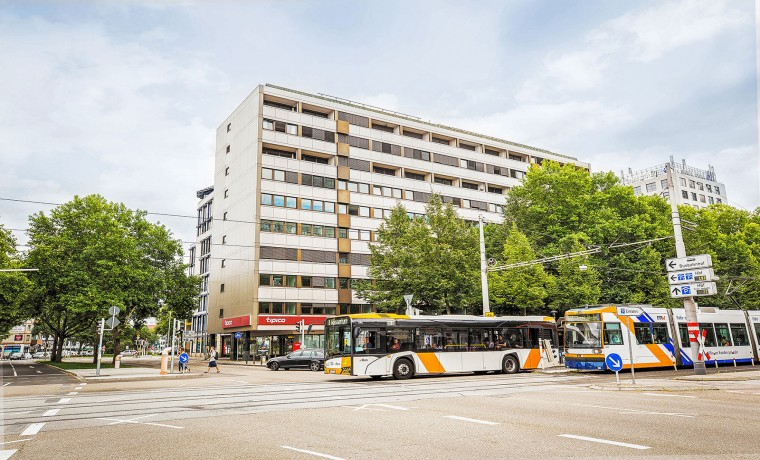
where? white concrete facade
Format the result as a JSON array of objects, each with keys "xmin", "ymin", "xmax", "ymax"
[
  {"xmin": 206, "ymin": 84, "xmax": 590, "ymax": 337},
  {"xmin": 621, "ymin": 159, "xmax": 727, "ymax": 209}
]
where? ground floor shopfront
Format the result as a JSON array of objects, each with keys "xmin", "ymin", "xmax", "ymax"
[{"xmin": 210, "ymin": 314, "xmax": 329, "ymax": 361}]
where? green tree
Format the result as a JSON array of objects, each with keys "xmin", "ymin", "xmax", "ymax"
[
  {"xmin": 488, "ymin": 224, "xmax": 550, "ymax": 314},
  {"xmin": 356, "ymin": 195, "xmax": 480, "ymax": 314},
  {"xmin": 0, "ymin": 223, "xmax": 32, "ymax": 336},
  {"xmin": 24, "ymin": 195, "xmax": 198, "ymax": 362}
]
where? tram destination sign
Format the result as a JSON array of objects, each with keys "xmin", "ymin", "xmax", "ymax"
[
  {"xmin": 670, "ymin": 281, "xmax": 718, "ymax": 298},
  {"xmin": 665, "ymin": 254, "xmax": 712, "ymax": 272},
  {"xmin": 667, "ymin": 268, "xmax": 716, "ymax": 285}
]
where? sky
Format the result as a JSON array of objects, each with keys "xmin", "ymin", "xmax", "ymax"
[{"xmin": 1, "ymin": 0, "xmax": 758, "ymax": 256}]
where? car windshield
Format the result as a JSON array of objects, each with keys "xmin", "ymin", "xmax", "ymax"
[{"xmin": 565, "ymin": 321, "xmax": 602, "ymax": 348}]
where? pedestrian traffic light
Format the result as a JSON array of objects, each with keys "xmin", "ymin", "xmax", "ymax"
[{"xmin": 295, "ymin": 321, "xmax": 301, "ymax": 333}]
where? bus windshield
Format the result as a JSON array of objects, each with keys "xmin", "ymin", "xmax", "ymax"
[
  {"xmin": 325, "ymin": 319, "xmax": 352, "ymax": 358},
  {"xmin": 565, "ymin": 321, "xmax": 602, "ymax": 348}
]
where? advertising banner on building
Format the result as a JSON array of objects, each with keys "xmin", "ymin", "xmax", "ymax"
[{"xmin": 222, "ymin": 315, "xmax": 252, "ymax": 329}]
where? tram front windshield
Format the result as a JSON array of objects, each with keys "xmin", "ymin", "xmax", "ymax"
[{"xmin": 565, "ymin": 321, "xmax": 602, "ymax": 348}]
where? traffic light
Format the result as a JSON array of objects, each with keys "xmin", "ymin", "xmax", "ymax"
[{"xmin": 295, "ymin": 321, "xmax": 301, "ymax": 333}]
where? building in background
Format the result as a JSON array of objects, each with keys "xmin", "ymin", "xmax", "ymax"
[
  {"xmin": 620, "ymin": 157, "xmax": 727, "ymax": 209},
  {"xmin": 186, "ymin": 185, "xmax": 213, "ymax": 355},
  {"xmin": 204, "ymin": 83, "xmax": 590, "ymax": 358},
  {"xmin": 1, "ymin": 320, "xmax": 34, "ymax": 356}
]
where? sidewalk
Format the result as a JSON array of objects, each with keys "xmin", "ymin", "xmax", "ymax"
[
  {"xmin": 71, "ymin": 366, "xmax": 201, "ymax": 381},
  {"xmin": 590, "ymin": 369, "xmax": 760, "ymax": 391}
]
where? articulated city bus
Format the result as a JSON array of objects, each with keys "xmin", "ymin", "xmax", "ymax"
[
  {"xmin": 564, "ymin": 305, "xmax": 760, "ymax": 370},
  {"xmin": 323, "ymin": 313, "xmax": 558, "ymax": 379}
]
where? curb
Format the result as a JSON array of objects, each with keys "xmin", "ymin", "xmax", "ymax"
[{"xmin": 38, "ymin": 361, "xmax": 85, "ymax": 382}]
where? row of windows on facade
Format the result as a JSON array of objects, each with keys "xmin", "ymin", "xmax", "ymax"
[
  {"xmin": 680, "ymin": 190, "xmax": 721, "ymax": 205},
  {"xmin": 634, "ymin": 178, "xmax": 721, "ymax": 196},
  {"xmin": 225, "ymin": 302, "xmax": 373, "ymax": 316},
  {"xmin": 257, "ymin": 273, "xmax": 363, "ymax": 289},
  {"xmin": 263, "ymin": 99, "xmax": 535, "ymax": 163},
  {"xmin": 258, "ymin": 247, "xmax": 371, "ymax": 265},
  {"xmin": 196, "ymin": 200, "xmax": 213, "ymax": 236},
  {"xmin": 261, "ymin": 220, "xmax": 387, "ymax": 241},
  {"xmin": 259, "ymin": 187, "xmax": 501, "ymax": 215}
]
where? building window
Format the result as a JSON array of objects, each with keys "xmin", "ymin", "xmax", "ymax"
[
  {"xmin": 708, "ymin": 196, "xmax": 714, "ymax": 204},
  {"xmin": 339, "ymin": 253, "xmax": 348, "ymax": 264},
  {"xmin": 224, "ymin": 189, "xmax": 229, "ymax": 198},
  {"xmin": 222, "ymin": 235, "xmax": 227, "ymax": 244},
  {"xmin": 645, "ymin": 182, "xmax": 657, "ymax": 193},
  {"xmin": 681, "ymin": 190, "xmax": 688, "ymax": 199},
  {"xmin": 287, "ymin": 124, "xmax": 297, "ymax": 135},
  {"xmin": 487, "ymin": 186, "xmax": 503, "ymax": 195},
  {"xmin": 302, "ymin": 154, "xmax": 329, "ymax": 164},
  {"xmin": 434, "ymin": 177, "xmax": 453, "ymax": 186},
  {"xmin": 689, "ymin": 180, "xmax": 695, "ymax": 188},
  {"xmin": 223, "ymin": 212, "xmax": 228, "ymax": 220},
  {"xmin": 405, "ymin": 171, "xmax": 426, "ymax": 181},
  {"xmin": 338, "ymin": 228, "xmax": 348, "ymax": 239},
  {"xmin": 697, "ymin": 182, "xmax": 704, "ymax": 191},
  {"xmin": 225, "ymin": 167, "xmax": 229, "ymax": 176},
  {"xmin": 227, "ymin": 123, "xmax": 231, "ymax": 132},
  {"xmin": 691, "ymin": 192, "xmax": 697, "ymax": 201},
  {"xmin": 431, "ymin": 136, "xmax": 450, "ymax": 145},
  {"xmin": 462, "ymin": 182, "xmax": 479, "ymax": 190},
  {"xmin": 661, "ymin": 179, "xmax": 669, "ymax": 189},
  {"xmin": 680, "ymin": 178, "xmax": 687, "ymax": 187},
  {"xmin": 262, "ymin": 147, "xmax": 296, "ymax": 159},
  {"xmin": 263, "ymin": 119, "xmax": 274, "ymax": 130},
  {"xmin": 633, "ymin": 186, "xmax": 642, "ymax": 196},
  {"xmin": 706, "ymin": 184, "xmax": 713, "ymax": 192},
  {"xmin": 220, "ymin": 284, "xmax": 225, "ymax": 293},
  {"xmin": 373, "ymin": 166, "xmax": 397, "ymax": 176},
  {"xmin": 699, "ymin": 194, "xmax": 706, "ymax": 203},
  {"xmin": 715, "ymin": 186, "xmax": 720, "ymax": 195},
  {"xmin": 716, "ymin": 198, "xmax": 722, "ymax": 203},
  {"xmin": 221, "ymin": 259, "xmax": 226, "ymax": 268}
]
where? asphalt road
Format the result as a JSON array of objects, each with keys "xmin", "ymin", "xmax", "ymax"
[
  {"xmin": 3, "ymin": 366, "xmax": 760, "ymax": 459},
  {"xmin": 0, "ymin": 360, "xmax": 77, "ymax": 387}
]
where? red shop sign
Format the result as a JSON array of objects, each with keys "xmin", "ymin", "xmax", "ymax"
[
  {"xmin": 257, "ymin": 315, "xmax": 328, "ymax": 326},
  {"xmin": 222, "ymin": 315, "xmax": 252, "ymax": 329}
]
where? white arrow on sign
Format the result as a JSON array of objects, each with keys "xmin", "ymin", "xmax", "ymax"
[
  {"xmin": 670, "ymin": 282, "xmax": 717, "ymax": 298},
  {"xmin": 665, "ymin": 254, "xmax": 712, "ymax": 272},
  {"xmin": 667, "ymin": 268, "xmax": 715, "ymax": 285},
  {"xmin": 608, "ymin": 356, "xmax": 621, "ymax": 368}
]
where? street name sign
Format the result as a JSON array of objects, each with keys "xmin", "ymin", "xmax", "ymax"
[
  {"xmin": 665, "ymin": 254, "xmax": 713, "ymax": 272},
  {"xmin": 670, "ymin": 282, "xmax": 718, "ymax": 298},
  {"xmin": 667, "ymin": 268, "xmax": 715, "ymax": 284},
  {"xmin": 616, "ymin": 306, "xmax": 643, "ymax": 317},
  {"xmin": 605, "ymin": 353, "xmax": 623, "ymax": 372}
]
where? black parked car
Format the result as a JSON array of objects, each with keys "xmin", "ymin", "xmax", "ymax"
[{"xmin": 267, "ymin": 349, "xmax": 324, "ymax": 371}]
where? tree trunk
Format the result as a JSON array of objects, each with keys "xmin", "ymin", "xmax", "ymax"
[
  {"xmin": 50, "ymin": 334, "xmax": 59, "ymax": 362},
  {"xmin": 111, "ymin": 326, "xmax": 121, "ymax": 365}
]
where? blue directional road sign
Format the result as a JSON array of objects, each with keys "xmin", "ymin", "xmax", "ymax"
[
  {"xmin": 605, "ymin": 353, "xmax": 623, "ymax": 372},
  {"xmin": 179, "ymin": 352, "xmax": 189, "ymax": 364},
  {"xmin": 234, "ymin": 332, "xmax": 243, "ymax": 339}
]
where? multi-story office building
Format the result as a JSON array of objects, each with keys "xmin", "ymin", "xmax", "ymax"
[
  {"xmin": 187, "ymin": 185, "xmax": 213, "ymax": 354},
  {"xmin": 620, "ymin": 158, "xmax": 727, "ymax": 209},
  {"xmin": 206, "ymin": 84, "xmax": 590, "ymax": 358}
]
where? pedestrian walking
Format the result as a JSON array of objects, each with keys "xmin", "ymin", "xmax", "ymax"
[{"xmin": 204, "ymin": 346, "xmax": 220, "ymax": 373}]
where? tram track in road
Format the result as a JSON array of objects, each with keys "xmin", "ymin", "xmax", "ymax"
[{"xmin": 3, "ymin": 373, "xmax": 589, "ymax": 432}]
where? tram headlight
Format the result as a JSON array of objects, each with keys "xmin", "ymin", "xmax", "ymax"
[{"xmin": 593, "ymin": 348, "xmax": 602, "ymax": 354}]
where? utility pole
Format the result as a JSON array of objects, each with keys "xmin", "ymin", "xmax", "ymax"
[
  {"xmin": 96, "ymin": 318, "xmax": 105, "ymax": 377},
  {"xmin": 478, "ymin": 216, "xmax": 490, "ymax": 316},
  {"xmin": 666, "ymin": 163, "xmax": 706, "ymax": 375}
]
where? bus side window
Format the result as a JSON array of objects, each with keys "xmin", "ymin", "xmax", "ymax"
[{"xmin": 603, "ymin": 323, "xmax": 623, "ymax": 345}]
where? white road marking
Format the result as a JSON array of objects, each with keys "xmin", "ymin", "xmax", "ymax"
[
  {"xmin": 96, "ymin": 414, "xmax": 183, "ymax": 430},
  {"xmin": 444, "ymin": 415, "xmax": 499, "ymax": 425},
  {"xmin": 43, "ymin": 409, "xmax": 60, "ymax": 417},
  {"xmin": 281, "ymin": 446, "xmax": 346, "ymax": 460},
  {"xmin": 36, "ymin": 371, "xmax": 42, "ymax": 374},
  {"xmin": 2, "ymin": 382, "xmax": 11, "ymax": 387},
  {"xmin": 56, "ymin": 398, "xmax": 71, "ymax": 404},
  {"xmin": 9, "ymin": 362, "xmax": 17, "ymax": 376},
  {"xmin": 572, "ymin": 403, "xmax": 694, "ymax": 418},
  {"xmin": 231, "ymin": 380, "xmax": 248, "ymax": 385},
  {"xmin": 28, "ymin": 366, "xmax": 34, "ymax": 369},
  {"xmin": 353, "ymin": 403, "xmax": 411, "ymax": 411},
  {"xmin": 0, "ymin": 449, "xmax": 18, "ymax": 460},
  {"xmin": 21, "ymin": 423, "xmax": 45, "ymax": 436},
  {"xmin": 559, "ymin": 434, "xmax": 650, "ymax": 450},
  {"xmin": 74, "ymin": 387, "xmax": 83, "ymax": 390},
  {"xmin": 643, "ymin": 392, "xmax": 697, "ymax": 399},
  {"xmin": 0, "ymin": 440, "xmax": 28, "ymax": 446},
  {"xmin": 80, "ymin": 383, "xmax": 87, "ymax": 385},
  {"xmin": 67, "ymin": 392, "xmax": 78, "ymax": 395}
]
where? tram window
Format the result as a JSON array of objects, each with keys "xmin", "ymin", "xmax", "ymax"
[
  {"xmin": 714, "ymin": 323, "xmax": 731, "ymax": 347},
  {"xmin": 651, "ymin": 324, "xmax": 668, "ymax": 344},
  {"xmin": 678, "ymin": 325, "xmax": 690, "ymax": 347},
  {"xmin": 634, "ymin": 323, "xmax": 653, "ymax": 344},
  {"xmin": 730, "ymin": 324, "xmax": 750, "ymax": 346},
  {"xmin": 441, "ymin": 328, "xmax": 468, "ymax": 351},
  {"xmin": 603, "ymin": 323, "xmax": 623, "ymax": 345},
  {"xmin": 699, "ymin": 324, "xmax": 717, "ymax": 347},
  {"xmin": 755, "ymin": 324, "xmax": 760, "ymax": 349}
]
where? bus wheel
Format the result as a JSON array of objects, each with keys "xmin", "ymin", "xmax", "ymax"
[
  {"xmin": 393, "ymin": 358, "xmax": 414, "ymax": 380},
  {"xmin": 502, "ymin": 355, "xmax": 519, "ymax": 374}
]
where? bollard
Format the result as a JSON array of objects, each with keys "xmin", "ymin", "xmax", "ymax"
[
  {"xmin": 160, "ymin": 347, "xmax": 172, "ymax": 374},
  {"xmin": 115, "ymin": 354, "xmax": 122, "ymax": 369}
]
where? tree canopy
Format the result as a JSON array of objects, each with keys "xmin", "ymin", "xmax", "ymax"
[
  {"xmin": 24, "ymin": 195, "xmax": 198, "ymax": 361},
  {"xmin": 0, "ymin": 223, "xmax": 32, "ymax": 336}
]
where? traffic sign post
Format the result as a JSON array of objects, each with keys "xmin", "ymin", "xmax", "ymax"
[
  {"xmin": 96, "ymin": 307, "xmax": 121, "ymax": 377},
  {"xmin": 605, "ymin": 353, "xmax": 624, "ymax": 388},
  {"xmin": 616, "ymin": 308, "xmax": 640, "ymax": 384}
]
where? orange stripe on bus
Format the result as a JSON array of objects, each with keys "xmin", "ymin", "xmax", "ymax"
[
  {"xmin": 417, "ymin": 352, "xmax": 446, "ymax": 373},
  {"xmin": 523, "ymin": 349, "xmax": 541, "ymax": 369}
]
